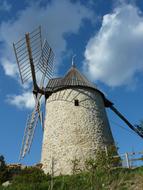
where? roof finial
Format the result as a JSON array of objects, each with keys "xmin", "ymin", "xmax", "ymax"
[{"xmin": 72, "ymin": 55, "xmax": 76, "ymax": 68}]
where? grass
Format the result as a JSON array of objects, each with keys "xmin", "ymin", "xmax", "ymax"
[
  {"xmin": 1, "ymin": 149, "xmax": 143, "ymax": 190},
  {"xmin": 0, "ymin": 166, "xmax": 143, "ymax": 190}
]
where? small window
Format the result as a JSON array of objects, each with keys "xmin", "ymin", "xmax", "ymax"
[{"xmin": 74, "ymin": 99, "xmax": 79, "ymax": 106}]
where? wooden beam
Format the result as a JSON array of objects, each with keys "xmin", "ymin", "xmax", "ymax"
[
  {"xmin": 110, "ymin": 105, "xmax": 143, "ymax": 139},
  {"xmin": 25, "ymin": 33, "xmax": 38, "ymax": 91}
]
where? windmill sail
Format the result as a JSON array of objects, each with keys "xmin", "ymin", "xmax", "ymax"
[
  {"xmin": 37, "ymin": 40, "xmax": 54, "ymax": 80},
  {"xmin": 18, "ymin": 33, "xmax": 54, "ymax": 160},
  {"xmin": 13, "ymin": 26, "xmax": 42, "ymax": 84},
  {"xmin": 19, "ymin": 107, "xmax": 39, "ymax": 159}
]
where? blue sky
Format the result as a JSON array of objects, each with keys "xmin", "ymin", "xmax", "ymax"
[{"xmin": 0, "ymin": 0, "xmax": 143, "ymax": 165}]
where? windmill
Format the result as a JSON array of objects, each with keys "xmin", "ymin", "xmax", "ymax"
[
  {"xmin": 13, "ymin": 26, "xmax": 54, "ymax": 160},
  {"xmin": 13, "ymin": 26, "xmax": 143, "ymax": 175}
]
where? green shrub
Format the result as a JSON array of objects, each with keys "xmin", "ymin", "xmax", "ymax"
[
  {"xmin": 1, "ymin": 149, "xmax": 143, "ymax": 190},
  {"xmin": 12, "ymin": 167, "xmax": 48, "ymax": 184},
  {"xmin": 0, "ymin": 155, "xmax": 12, "ymax": 184},
  {"xmin": 0, "ymin": 155, "xmax": 6, "ymax": 171}
]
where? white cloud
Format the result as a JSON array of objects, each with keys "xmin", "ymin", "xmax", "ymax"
[
  {"xmin": 84, "ymin": 4, "xmax": 143, "ymax": 87},
  {"xmin": 0, "ymin": 1, "xmax": 11, "ymax": 12},
  {"xmin": 0, "ymin": 0, "xmax": 94, "ymax": 109},
  {"xmin": 0, "ymin": 0, "xmax": 93, "ymax": 78},
  {"xmin": 1, "ymin": 59, "xmax": 18, "ymax": 76},
  {"xmin": 7, "ymin": 92, "xmax": 35, "ymax": 109}
]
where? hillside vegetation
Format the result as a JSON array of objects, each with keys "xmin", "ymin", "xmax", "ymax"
[{"xmin": 0, "ymin": 150, "xmax": 143, "ymax": 190}]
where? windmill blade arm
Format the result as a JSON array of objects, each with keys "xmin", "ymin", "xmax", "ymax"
[
  {"xmin": 37, "ymin": 40, "xmax": 54, "ymax": 83},
  {"xmin": 13, "ymin": 26, "xmax": 42, "ymax": 85},
  {"xmin": 109, "ymin": 105, "xmax": 143, "ymax": 139},
  {"xmin": 19, "ymin": 110, "xmax": 39, "ymax": 160},
  {"xmin": 36, "ymin": 100, "xmax": 44, "ymax": 130},
  {"xmin": 38, "ymin": 111, "xmax": 44, "ymax": 131},
  {"xmin": 25, "ymin": 33, "xmax": 38, "ymax": 91}
]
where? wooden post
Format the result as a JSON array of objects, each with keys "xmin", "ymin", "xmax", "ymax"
[
  {"xmin": 25, "ymin": 33, "xmax": 38, "ymax": 91},
  {"xmin": 125, "ymin": 153, "xmax": 130, "ymax": 168},
  {"xmin": 50, "ymin": 157, "xmax": 54, "ymax": 190},
  {"xmin": 105, "ymin": 146, "xmax": 108, "ymax": 156}
]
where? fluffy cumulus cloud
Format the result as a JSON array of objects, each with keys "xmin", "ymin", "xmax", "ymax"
[
  {"xmin": 0, "ymin": 0, "xmax": 93, "ymax": 77},
  {"xmin": 1, "ymin": 59, "xmax": 18, "ymax": 76},
  {"xmin": 84, "ymin": 4, "xmax": 143, "ymax": 87},
  {"xmin": 0, "ymin": 0, "xmax": 93, "ymax": 109},
  {"xmin": 7, "ymin": 92, "xmax": 35, "ymax": 109}
]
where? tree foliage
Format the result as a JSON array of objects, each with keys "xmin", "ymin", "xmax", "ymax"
[
  {"xmin": 0, "ymin": 155, "xmax": 10, "ymax": 184},
  {"xmin": 0, "ymin": 155, "xmax": 6, "ymax": 171}
]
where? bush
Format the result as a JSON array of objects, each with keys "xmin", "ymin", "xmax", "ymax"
[
  {"xmin": 1, "ymin": 149, "xmax": 143, "ymax": 189},
  {"xmin": 12, "ymin": 167, "xmax": 48, "ymax": 184},
  {"xmin": 0, "ymin": 155, "xmax": 6, "ymax": 171},
  {"xmin": 0, "ymin": 155, "xmax": 11, "ymax": 184}
]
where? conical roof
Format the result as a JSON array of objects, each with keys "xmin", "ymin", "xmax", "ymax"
[
  {"xmin": 63, "ymin": 66, "xmax": 92, "ymax": 85},
  {"xmin": 63, "ymin": 65, "xmax": 95, "ymax": 88},
  {"xmin": 46, "ymin": 65, "xmax": 96, "ymax": 90},
  {"xmin": 46, "ymin": 65, "xmax": 113, "ymax": 107}
]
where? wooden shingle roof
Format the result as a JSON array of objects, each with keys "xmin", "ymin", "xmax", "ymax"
[
  {"xmin": 45, "ymin": 65, "xmax": 113, "ymax": 107},
  {"xmin": 46, "ymin": 65, "xmax": 96, "ymax": 90}
]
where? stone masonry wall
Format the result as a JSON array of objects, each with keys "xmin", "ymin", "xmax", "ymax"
[{"xmin": 41, "ymin": 88, "xmax": 115, "ymax": 175}]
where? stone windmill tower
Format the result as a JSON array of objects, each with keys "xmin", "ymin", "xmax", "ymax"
[
  {"xmin": 41, "ymin": 61, "xmax": 115, "ymax": 175},
  {"xmin": 13, "ymin": 27, "xmax": 143, "ymax": 176}
]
